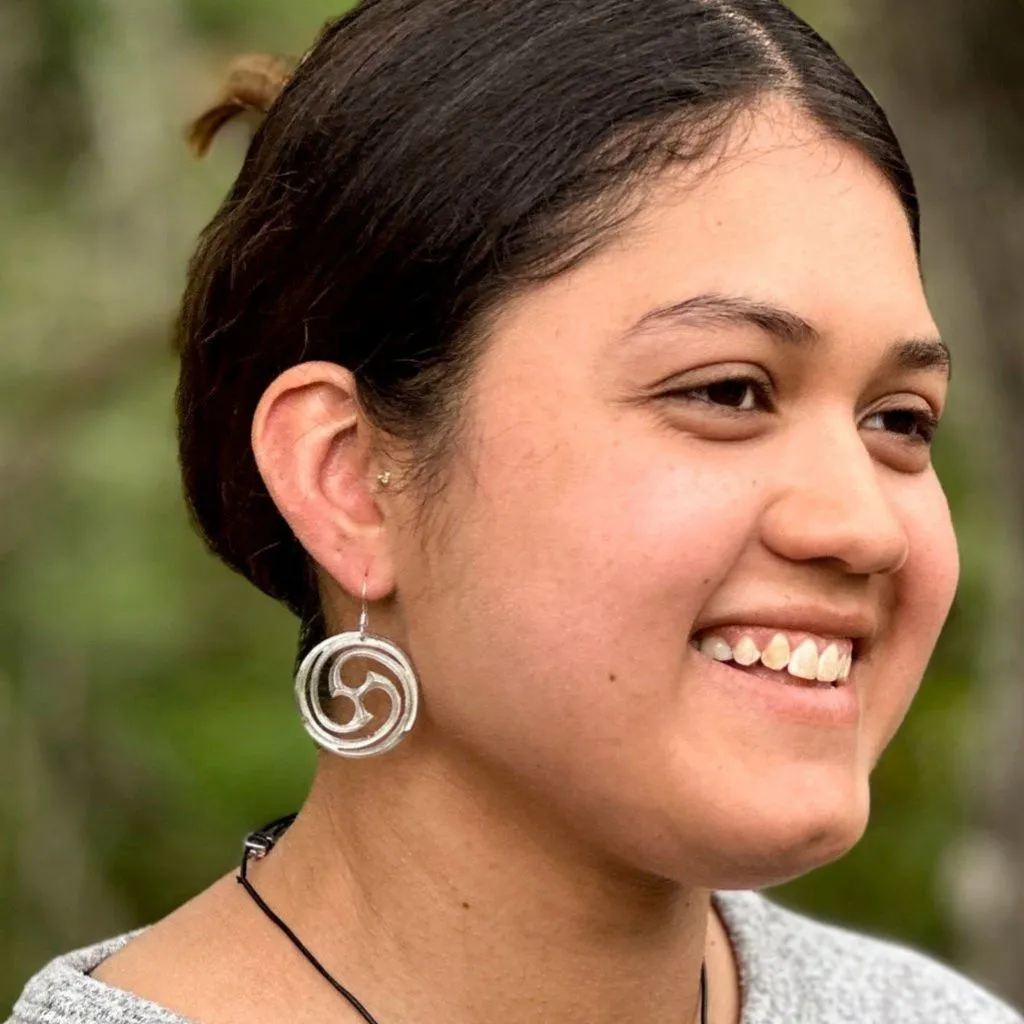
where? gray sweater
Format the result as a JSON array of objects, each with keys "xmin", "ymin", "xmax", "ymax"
[{"xmin": 8, "ymin": 890, "xmax": 1022, "ymax": 1023}]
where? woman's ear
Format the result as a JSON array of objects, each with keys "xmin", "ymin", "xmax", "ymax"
[{"xmin": 251, "ymin": 361, "xmax": 394, "ymax": 600}]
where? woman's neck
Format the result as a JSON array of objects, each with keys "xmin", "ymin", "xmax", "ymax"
[{"xmin": 248, "ymin": 748, "xmax": 722, "ymax": 1024}]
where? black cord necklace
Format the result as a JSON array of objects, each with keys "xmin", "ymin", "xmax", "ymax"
[{"xmin": 237, "ymin": 814, "xmax": 709, "ymax": 1024}]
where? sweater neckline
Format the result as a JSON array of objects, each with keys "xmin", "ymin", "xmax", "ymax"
[{"xmin": 24, "ymin": 891, "xmax": 775, "ymax": 1024}]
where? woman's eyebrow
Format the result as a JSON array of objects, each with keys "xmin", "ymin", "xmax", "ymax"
[
  {"xmin": 625, "ymin": 292, "xmax": 821, "ymax": 345},
  {"xmin": 886, "ymin": 337, "xmax": 952, "ymax": 378},
  {"xmin": 623, "ymin": 292, "xmax": 952, "ymax": 378}
]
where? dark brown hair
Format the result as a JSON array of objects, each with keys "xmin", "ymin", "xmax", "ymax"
[{"xmin": 177, "ymin": 0, "xmax": 919, "ymax": 645}]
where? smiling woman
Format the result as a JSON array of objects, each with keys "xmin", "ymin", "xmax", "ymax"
[{"xmin": 7, "ymin": 2, "xmax": 1022, "ymax": 1024}]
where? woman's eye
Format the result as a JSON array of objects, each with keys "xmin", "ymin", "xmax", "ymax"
[
  {"xmin": 861, "ymin": 407, "xmax": 939, "ymax": 445},
  {"xmin": 668, "ymin": 377, "xmax": 770, "ymax": 412}
]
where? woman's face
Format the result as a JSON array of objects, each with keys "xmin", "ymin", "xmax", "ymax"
[{"xmin": 389, "ymin": 102, "xmax": 958, "ymax": 888}]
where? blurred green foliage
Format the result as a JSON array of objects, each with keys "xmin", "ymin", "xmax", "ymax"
[{"xmin": 0, "ymin": 0, "xmax": 1001, "ymax": 1011}]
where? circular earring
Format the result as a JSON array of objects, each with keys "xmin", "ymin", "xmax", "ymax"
[{"xmin": 294, "ymin": 581, "xmax": 419, "ymax": 758}]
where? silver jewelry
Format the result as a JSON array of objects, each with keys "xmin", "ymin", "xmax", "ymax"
[{"xmin": 294, "ymin": 581, "xmax": 419, "ymax": 758}]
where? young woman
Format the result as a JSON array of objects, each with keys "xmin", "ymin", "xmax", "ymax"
[{"xmin": 10, "ymin": 1, "xmax": 1022, "ymax": 1022}]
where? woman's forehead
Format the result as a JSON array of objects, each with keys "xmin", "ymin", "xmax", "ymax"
[{"xmin": 483, "ymin": 108, "xmax": 933, "ymax": 371}]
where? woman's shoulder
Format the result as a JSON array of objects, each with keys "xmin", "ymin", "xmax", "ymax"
[
  {"xmin": 715, "ymin": 890, "xmax": 1023, "ymax": 1023},
  {"xmin": 6, "ymin": 930, "xmax": 193, "ymax": 1024}
]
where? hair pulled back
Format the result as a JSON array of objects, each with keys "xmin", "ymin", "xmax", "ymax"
[{"xmin": 177, "ymin": 0, "xmax": 919, "ymax": 638}]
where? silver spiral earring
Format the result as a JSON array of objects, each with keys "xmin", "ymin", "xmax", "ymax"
[{"xmin": 295, "ymin": 581, "xmax": 419, "ymax": 758}]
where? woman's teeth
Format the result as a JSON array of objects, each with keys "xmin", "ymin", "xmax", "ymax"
[{"xmin": 695, "ymin": 632, "xmax": 853, "ymax": 684}]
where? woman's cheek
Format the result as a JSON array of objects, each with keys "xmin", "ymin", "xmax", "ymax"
[
  {"xmin": 601, "ymin": 467, "xmax": 764, "ymax": 609},
  {"xmin": 902, "ymin": 471, "xmax": 960, "ymax": 642},
  {"xmin": 869, "ymin": 473, "xmax": 959, "ymax": 758}
]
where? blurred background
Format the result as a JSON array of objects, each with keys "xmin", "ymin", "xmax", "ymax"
[{"xmin": 2, "ymin": 0, "xmax": 1023, "ymax": 1012}]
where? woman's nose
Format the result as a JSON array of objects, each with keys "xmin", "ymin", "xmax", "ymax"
[{"xmin": 759, "ymin": 426, "xmax": 910, "ymax": 577}]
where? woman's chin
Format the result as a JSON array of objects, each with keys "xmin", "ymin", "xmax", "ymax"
[
  {"xmin": 624, "ymin": 771, "xmax": 873, "ymax": 891},
  {"xmin": 695, "ymin": 786, "xmax": 872, "ymax": 890}
]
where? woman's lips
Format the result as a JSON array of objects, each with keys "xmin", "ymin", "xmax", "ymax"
[{"xmin": 689, "ymin": 640, "xmax": 861, "ymax": 728}]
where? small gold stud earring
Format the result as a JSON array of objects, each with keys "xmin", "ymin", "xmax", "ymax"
[{"xmin": 377, "ymin": 471, "xmax": 392, "ymax": 488}]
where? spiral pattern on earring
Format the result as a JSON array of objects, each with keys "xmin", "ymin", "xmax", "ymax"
[{"xmin": 295, "ymin": 631, "xmax": 419, "ymax": 758}]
